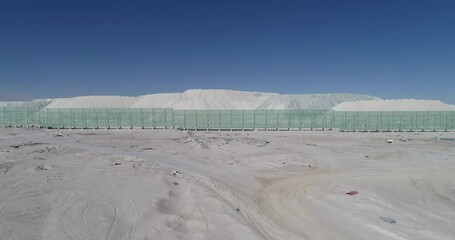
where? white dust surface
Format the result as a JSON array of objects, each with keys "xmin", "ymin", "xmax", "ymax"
[
  {"xmin": 46, "ymin": 96, "xmax": 140, "ymax": 108},
  {"xmin": 44, "ymin": 89, "xmax": 379, "ymax": 109},
  {"xmin": 1, "ymin": 128, "xmax": 454, "ymax": 240},
  {"xmin": 333, "ymin": 99, "xmax": 454, "ymax": 111}
]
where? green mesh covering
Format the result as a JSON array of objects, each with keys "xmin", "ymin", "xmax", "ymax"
[{"xmin": 0, "ymin": 107, "xmax": 454, "ymax": 131}]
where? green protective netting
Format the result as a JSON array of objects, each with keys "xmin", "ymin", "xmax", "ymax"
[{"xmin": 1, "ymin": 107, "xmax": 454, "ymax": 131}]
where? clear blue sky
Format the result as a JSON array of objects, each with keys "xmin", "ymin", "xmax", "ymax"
[{"xmin": 1, "ymin": 0, "xmax": 454, "ymax": 103}]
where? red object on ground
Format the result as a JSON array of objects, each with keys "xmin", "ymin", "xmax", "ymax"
[{"xmin": 346, "ymin": 191, "xmax": 359, "ymax": 196}]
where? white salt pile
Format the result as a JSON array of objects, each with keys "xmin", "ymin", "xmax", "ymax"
[
  {"xmin": 3, "ymin": 89, "xmax": 453, "ymax": 111},
  {"xmin": 45, "ymin": 89, "xmax": 379, "ymax": 109},
  {"xmin": 0, "ymin": 99, "xmax": 52, "ymax": 108},
  {"xmin": 332, "ymin": 99, "xmax": 454, "ymax": 111},
  {"xmin": 257, "ymin": 93, "xmax": 380, "ymax": 109},
  {"xmin": 46, "ymin": 96, "xmax": 140, "ymax": 108}
]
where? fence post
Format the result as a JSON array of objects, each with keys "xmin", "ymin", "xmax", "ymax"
[
  {"xmin": 288, "ymin": 110, "xmax": 291, "ymax": 130},
  {"xmin": 195, "ymin": 110, "xmax": 198, "ymax": 130},
  {"xmin": 230, "ymin": 110, "xmax": 233, "ymax": 131},
  {"xmin": 427, "ymin": 111, "xmax": 430, "ymax": 131},
  {"xmin": 151, "ymin": 109, "xmax": 155, "ymax": 129},
  {"xmin": 171, "ymin": 109, "xmax": 175, "ymax": 129},
  {"xmin": 253, "ymin": 110, "xmax": 256, "ymax": 130},
  {"xmin": 183, "ymin": 110, "xmax": 186, "ymax": 130}
]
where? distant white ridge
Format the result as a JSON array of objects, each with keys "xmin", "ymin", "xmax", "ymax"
[
  {"xmin": 46, "ymin": 96, "xmax": 139, "ymax": 108},
  {"xmin": 3, "ymin": 89, "xmax": 453, "ymax": 111},
  {"xmin": 44, "ymin": 89, "xmax": 380, "ymax": 109},
  {"xmin": 332, "ymin": 99, "xmax": 454, "ymax": 111}
]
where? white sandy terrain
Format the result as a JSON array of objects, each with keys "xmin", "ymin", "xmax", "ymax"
[
  {"xmin": 333, "ymin": 99, "xmax": 454, "ymax": 111},
  {"xmin": 257, "ymin": 93, "xmax": 380, "ymax": 109},
  {"xmin": 1, "ymin": 128, "xmax": 454, "ymax": 240},
  {"xmin": 0, "ymin": 99, "xmax": 52, "ymax": 108},
  {"xmin": 43, "ymin": 89, "xmax": 380, "ymax": 109},
  {"xmin": 46, "ymin": 96, "xmax": 140, "ymax": 108}
]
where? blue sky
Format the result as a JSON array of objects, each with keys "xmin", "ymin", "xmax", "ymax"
[{"xmin": 1, "ymin": 0, "xmax": 454, "ymax": 103}]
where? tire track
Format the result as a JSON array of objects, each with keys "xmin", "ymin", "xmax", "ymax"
[
  {"xmin": 124, "ymin": 196, "xmax": 138, "ymax": 240},
  {"xmin": 105, "ymin": 200, "xmax": 118, "ymax": 240},
  {"xmin": 80, "ymin": 201, "xmax": 104, "ymax": 240}
]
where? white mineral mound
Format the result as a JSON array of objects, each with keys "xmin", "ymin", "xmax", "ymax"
[
  {"xmin": 130, "ymin": 93, "xmax": 181, "ymax": 108},
  {"xmin": 134, "ymin": 89, "xmax": 276, "ymax": 109},
  {"xmin": 258, "ymin": 93, "xmax": 380, "ymax": 109},
  {"xmin": 0, "ymin": 101, "xmax": 29, "ymax": 107},
  {"xmin": 44, "ymin": 89, "xmax": 379, "ymax": 109},
  {"xmin": 333, "ymin": 99, "xmax": 454, "ymax": 111},
  {"xmin": 46, "ymin": 96, "xmax": 140, "ymax": 108},
  {"xmin": 0, "ymin": 99, "xmax": 52, "ymax": 107}
]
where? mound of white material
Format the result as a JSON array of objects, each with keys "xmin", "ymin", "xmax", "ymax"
[
  {"xmin": 130, "ymin": 93, "xmax": 181, "ymax": 108},
  {"xmin": 46, "ymin": 96, "xmax": 140, "ymax": 108},
  {"xmin": 258, "ymin": 93, "xmax": 380, "ymax": 109},
  {"xmin": 44, "ymin": 89, "xmax": 379, "ymax": 109},
  {"xmin": 333, "ymin": 99, "xmax": 454, "ymax": 111},
  {"xmin": 0, "ymin": 101, "xmax": 29, "ymax": 107},
  {"xmin": 0, "ymin": 99, "xmax": 52, "ymax": 107},
  {"xmin": 133, "ymin": 89, "xmax": 276, "ymax": 109}
]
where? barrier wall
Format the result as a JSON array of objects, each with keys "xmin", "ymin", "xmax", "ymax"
[{"xmin": 1, "ymin": 107, "xmax": 454, "ymax": 131}]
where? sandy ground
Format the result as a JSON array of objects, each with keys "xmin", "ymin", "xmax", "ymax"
[{"xmin": 0, "ymin": 128, "xmax": 454, "ymax": 240}]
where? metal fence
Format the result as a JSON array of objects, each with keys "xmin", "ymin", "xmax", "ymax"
[{"xmin": 1, "ymin": 107, "xmax": 454, "ymax": 131}]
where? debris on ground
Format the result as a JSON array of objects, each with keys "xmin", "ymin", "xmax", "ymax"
[
  {"xmin": 0, "ymin": 162, "xmax": 15, "ymax": 174},
  {"xmin": 307, "ymin": 164, "xmax": 312, "ymax": 168},
  {"xmin": 346, "ymin": 191, "xmax": 359, "ymax": 196},
  {"xmin": 114, "ymin": 162, "xmax": 122, "ymax": 166},
  {"xmin": 235, "ymin": 208, "xmax": 240, "ymax": 212},
  {"xmin": 55, "ymin": 131, "xmax": 72, "ymax": 137},
  {"xmin": 35, "ymin": 165, "xmax": 53, "ymax": 171},
  {"xmin": 10, "ymin": 142, "xmax": 46, "ymax": 149},
  {"xmin": 379, "ymin": 216, "xmax": 396, "ymax": 224},
  {"xmin": 256, "ymin": 140, "xmax": 270, "ymax": 147},
  {"xmin": 32, "ymin": 146, "xmax": 57, "ymax": 154},
  {"xmin": 121, "ymin": 156, "xmax": 138, "ymax": 161},
  {"xmin": 171, "ymin": 170, "xmax": 183, "ymax": 176}
]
